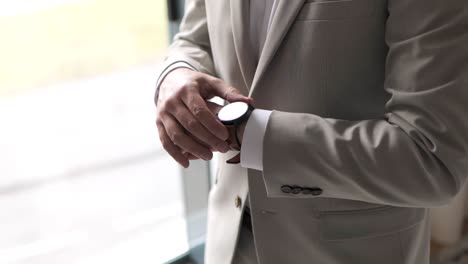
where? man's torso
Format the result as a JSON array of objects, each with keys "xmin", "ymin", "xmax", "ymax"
[{"xmin": 204, "ymin": 1, "xmax": 430, "ymax": 263}]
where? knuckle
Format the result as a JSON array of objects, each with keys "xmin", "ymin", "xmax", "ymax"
[
  {"xmin": 223, "ymin": 88, "xmax": 232, "ymax": 99},
  {"xmin": 157, "ymin": 108, "xmax": 169, "ymax": 119},
  {"xmin": 155, "ymin": 118, "xmax": 163, "ymax": 127},
  {"xmin": 182, "ymin": 80, "xmax": 198, "ymax": 90},
  {"xmin": 192, "ymin": 74, "xmax": 205, "ymax": 83},
  {"xmin": 189, "ymin": 82, "xmax": 201, "ymax": 93},
  {"xmin": 207, "ymin": 76, "xmax": 219, "ymax": 84},
  {"xmin": 192, "ymin": 106, "xmax": 206, "ymax": 118},
  {"xmin": 161, "ymin": 99, "xmax": 175, "ymax": 110},
  {"xmin": 186, "ymin": 119, "xmax": 199, "ymax": 130},
  {"xmin": 160, "ymin": 137, "xmax": 171, "ymax": 150},
  {"xmin": 161, "ymin": 140, "xmax": 171, "ymax": 150},
  {"xmin": 187, "ymin": 95, "xmax": 197, "ymax": 104},
  {"xmin": 226, "ymin": 86, "xmax": 236, "ymax": 95},
  {"xmin": 171, "ymin": 132, "xmax": 184, "ymax": 144},
  {"xmin": 174, "ymin": 87, "xmax": 186, "ymax": 97}
]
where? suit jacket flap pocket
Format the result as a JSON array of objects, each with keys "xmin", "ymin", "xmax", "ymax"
[
  {"xmin": 297, "ymin": 0, "xmax": 376, "ymax": 20},
  {"xmin": 319, "ymin": 206, "xmax": 425, "ymax": 241}
]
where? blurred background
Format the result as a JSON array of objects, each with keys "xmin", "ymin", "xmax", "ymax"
[{"xmin": 0, "ymin": 1, "xmax": 210, "ymax": 263}]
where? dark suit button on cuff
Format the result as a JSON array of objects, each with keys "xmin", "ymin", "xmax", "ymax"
[
  {"xmin": 291, "ymin": 186, "xmax": 303, "ymax": 194},
  {"xmin": 303, "ymin": 187, "xmax": 323, "ymax": 196},
  {"xmin": 311, "ymin": 188, "xmax": 323, "ymax": 196},
  {"xmin": 281, "ymin": 185, "xmax": 293, "ymax": 193}
]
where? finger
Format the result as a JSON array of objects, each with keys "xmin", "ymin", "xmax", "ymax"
[
  {"xmin": 205, "ymin": 77, "xmax": 254, "ymax": 104},
  {"xmin": 163, "ymin": 115, "xmax": 213, "ymax": 160},
  {"xmin": 172, "ymin": 101, "xmax": 230, "ymax": 153},
  {"xmin": 184, "ymin": 152, "xmax": 200, "ymax": 160},
  {"xmin": 180, "ymin": 93, "xmax": 229, "ymax": 141},
  {"xmin": 157, "ymin": 121, "xmax": 190, "ymax": 168},
  {"xmin": 226, "ymin": 153, "xmax": 241, "ymax": 164}
]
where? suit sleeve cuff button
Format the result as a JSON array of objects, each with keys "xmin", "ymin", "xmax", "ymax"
[
  {"xmin": 303, "ymin": 187, "xmax": 323, "ymax": 196},
  {"xmin": 281, "ymin": 185, "xmax": 293, "ymax": 193},
  {"xmin": 291, "ymin": 186, "xmax": 303, "ymax": 194}
]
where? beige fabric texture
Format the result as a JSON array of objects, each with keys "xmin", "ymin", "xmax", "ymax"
[{"xmin": 156, "ymin": 0, "xmax": 468, "ymax": 263}]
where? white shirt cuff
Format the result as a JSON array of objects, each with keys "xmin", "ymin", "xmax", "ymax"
[{"xmin": 240, "ymin": 109, "xmax": 272, "ymax": 171}]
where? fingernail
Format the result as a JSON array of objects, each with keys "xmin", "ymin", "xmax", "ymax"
[
  {"xmin": 216, "ymin": 148, "xmax": 226, "ymax": 154},
  {"xmin": 219, "ymin": 143, "xmax": 229, "ymax": 153}
]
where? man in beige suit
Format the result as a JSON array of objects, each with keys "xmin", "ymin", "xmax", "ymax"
[{"xmin": 155, "ymin": 0, "xmax": 468, "ymax": 263}]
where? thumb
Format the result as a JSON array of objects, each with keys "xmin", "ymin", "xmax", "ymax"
[
  {"xmin": 209, "ymin": 79, "xmax": 254, "ymax": 104},
  {"xmin": 224, "ymin": 86, "xmax": 253, "ymax": 104}
]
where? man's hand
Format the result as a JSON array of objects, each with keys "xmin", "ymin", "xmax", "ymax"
[
  {"xmin": 156, "ymin": 68, "xmax": 253, "ymax": 168},
  {"xmin": 224, "ymin": 120, "xmax": 247, "ymax": 164},
  {"xmin": 226, "ymin": 120, "xmax": 247, "ymax": 151}
]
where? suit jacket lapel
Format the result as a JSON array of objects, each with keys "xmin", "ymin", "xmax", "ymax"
[
  {"xmin": 230, "ymin": 0, "xmax": 256, "ymax": 90},
  {"xmin": 250, "ymin": 0, "xmax": 305, "ymax": 96}
]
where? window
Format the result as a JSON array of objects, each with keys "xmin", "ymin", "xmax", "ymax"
[{"xmin": 0, "ymin": 1, "xmax": 202, "ymax": 263}]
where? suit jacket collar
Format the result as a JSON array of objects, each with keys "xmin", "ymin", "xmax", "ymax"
[{"xmin": 230, "ymin": 0, "xmax": 305, "ymax": 95}]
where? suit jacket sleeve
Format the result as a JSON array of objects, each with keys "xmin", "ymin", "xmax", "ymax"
[
  {"xmin": 155, "ymin": 0, "xmax": 214, "ymax": 104},
  {"xmin": 262, "ymin": 0, "xmax": 468, "ymax": 207}
]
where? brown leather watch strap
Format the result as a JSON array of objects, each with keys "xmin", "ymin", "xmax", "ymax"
[{"xmin": 226, "ymin": 153, "xmax": 241, "ymax": 164}]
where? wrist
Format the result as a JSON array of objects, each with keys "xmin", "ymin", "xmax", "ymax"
[
  {"xmin": 217, "ymin": 101, "xmax": 254, "ymax": 150},
  {"xmin": 236, "ymin": 119, "xmax": 247, "ymax": 146},
  {"xmin": 158, "ymin": 67, "xmax": 195, "ymax": 104}
]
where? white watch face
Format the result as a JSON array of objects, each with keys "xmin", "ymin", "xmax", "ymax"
[{"xmin": 218, "ymin": 102, "xmax": 249, "ymax": 122}]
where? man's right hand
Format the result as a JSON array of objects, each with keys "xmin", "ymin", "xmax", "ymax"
[{"xmin": 155, "ymin": 68, "xmax": 253, "ymax": 168}]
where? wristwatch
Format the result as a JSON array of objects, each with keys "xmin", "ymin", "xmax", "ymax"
[{"xmin": 217, "ymin": 101, "xmax": 254, "ymax": 147}]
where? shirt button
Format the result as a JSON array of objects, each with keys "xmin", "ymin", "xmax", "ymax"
[
  {"xmin": 235, "ymin": 196, "xmax": 242, "ymax": 208},
  {"xmin": 291, "ymin": 186, "xmax": 303, "ymax": 194},
  {"xmin": 281, "ymin": 185, "xmax": 293, "ymax": 193}
]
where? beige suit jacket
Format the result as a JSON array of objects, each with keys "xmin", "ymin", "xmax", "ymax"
[{"xmin": 156, "ymin": 0, "xmax": 468, "ymax": 263}]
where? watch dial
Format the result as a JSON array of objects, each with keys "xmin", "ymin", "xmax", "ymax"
[{"xmin": 218, "ymin": 102, "xmax": 249, "ymax": 122}]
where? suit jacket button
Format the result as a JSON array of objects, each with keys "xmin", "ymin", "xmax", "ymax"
[
  {"xmin": 303, "ymin": 187, "xmax": 323, "ymax": 196},
  {"xmin": 310, "ymin": 188, "xmax": 323, "ymax": 196},
  {"xmin": 281, "ymin": 185, "xmax": 292, "ymax": 193},
  {"xmin": 235, "ymin": 196, "xmax": 242, "ymax": 208},
  {"xmin": 291, "ymin": 186, "xmax": 303, "ymax": 194}
]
